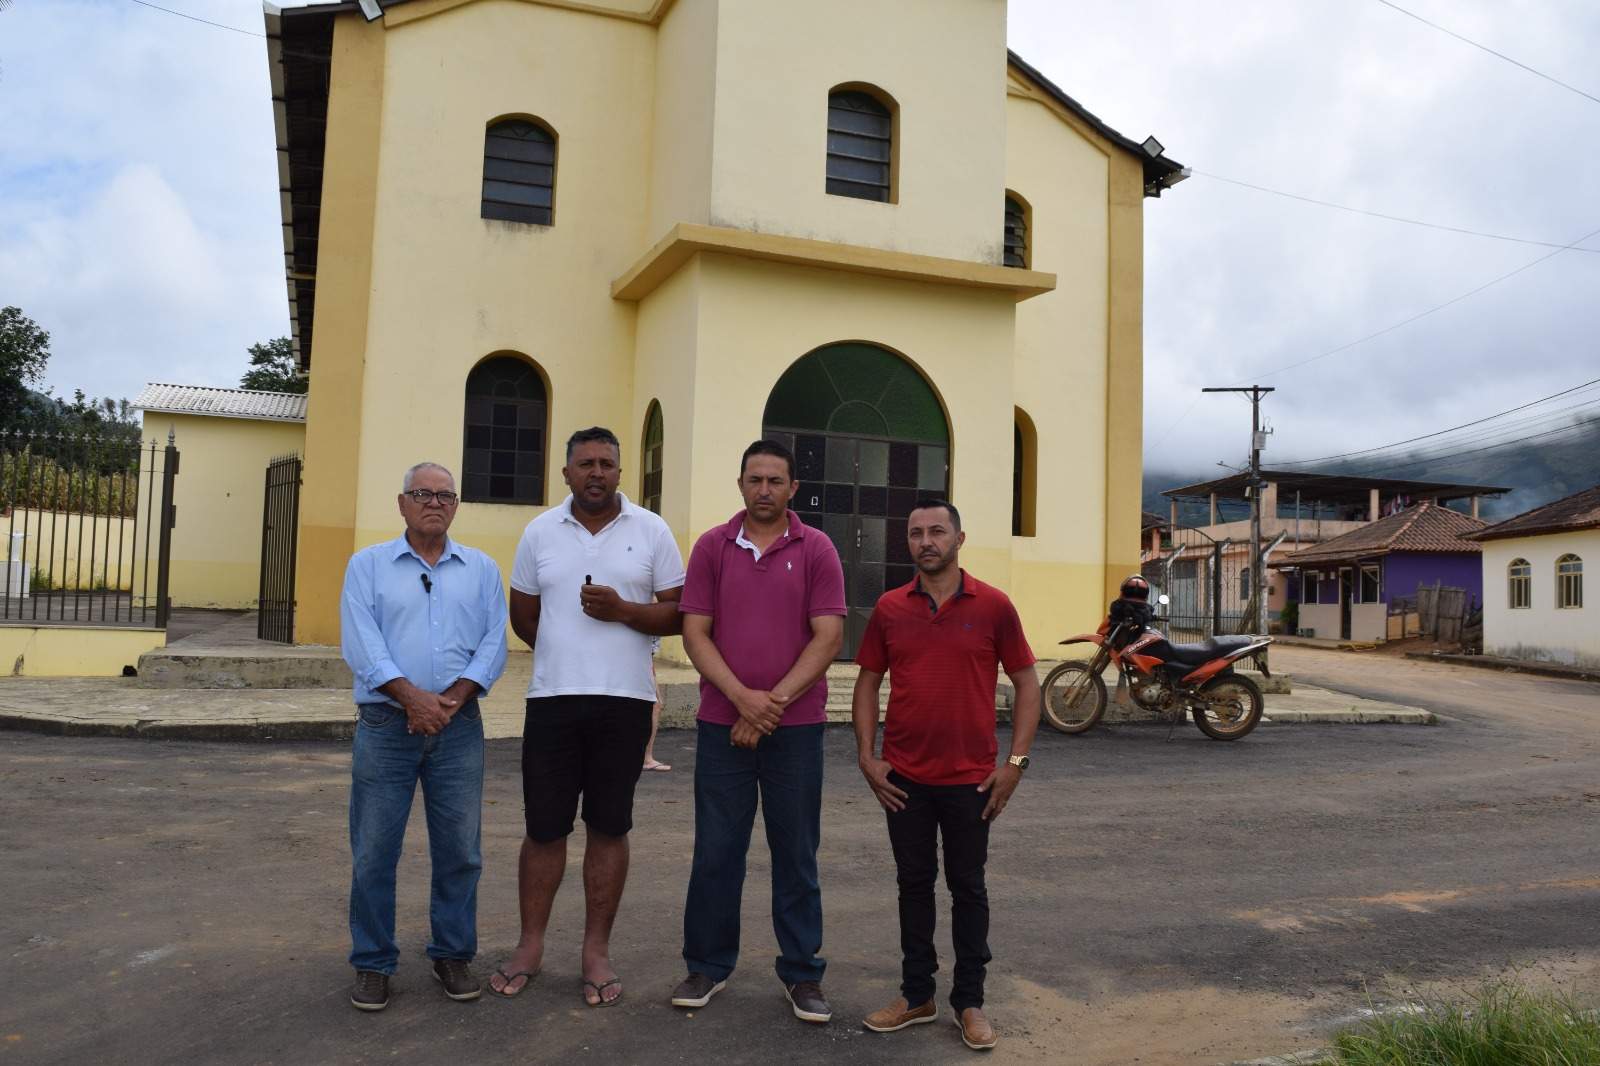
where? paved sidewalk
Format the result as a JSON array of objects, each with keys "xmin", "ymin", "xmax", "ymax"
[{"xmin": 0, "ymin": 654, "xmax": 1433, "ymax": 740}]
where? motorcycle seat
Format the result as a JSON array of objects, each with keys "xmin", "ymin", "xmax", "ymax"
[{"xmin": 1155, "ymin": 635, "xmax": 1257, "ymax": 666}]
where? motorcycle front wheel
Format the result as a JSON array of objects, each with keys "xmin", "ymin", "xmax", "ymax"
[
  {"xmin": 1041, "ymin": 660, "xmax": 1107, "ymax": 734},
  {"xmin": 1190, "ymin": 673, "xmax": 1264, "ymax": 740}
]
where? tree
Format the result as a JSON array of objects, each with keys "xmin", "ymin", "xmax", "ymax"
[
  {"xmin": 1, "ymin": 306, "xmax": 52, "ymax": 433},
  {"xmin": 240, "ymin": 336, "xmax": 307, "ymax": 394}
]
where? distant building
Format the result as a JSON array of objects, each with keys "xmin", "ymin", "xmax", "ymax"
[
  {"xmin": 1272, "ymin": 502, "xmax": 1486, "ymax": 642},
  {"xmin": 1153, "ymin": 471, "xmax": 1506, "ymax": 635},
  {"xmin": 1467, "ymin": 485, "xmax": 1597, "ymax": 666}
]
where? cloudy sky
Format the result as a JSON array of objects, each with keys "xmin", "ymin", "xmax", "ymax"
[{"xmin": 2, "ymin": 0, "xmax": 1596, "ymax": 476}]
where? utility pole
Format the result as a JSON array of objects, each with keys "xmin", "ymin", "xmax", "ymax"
[{"xmin": 1202, "ymin": 385, "xmax": 1275, "ymax": 634}]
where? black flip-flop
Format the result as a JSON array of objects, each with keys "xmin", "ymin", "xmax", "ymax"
[
  {"xmin": 582, "ymin": 977, "xmax": 623, "ymax": 1007},
  {"xmin": 490, "ymin": 968, "xmax": 539, "ymax": 998}
]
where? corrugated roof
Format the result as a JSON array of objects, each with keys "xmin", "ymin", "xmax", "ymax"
[
  {"xmin": 133, "ymin": 383, "xmax": 308, "ymax": 423},
  {"xmin": 1466, "ymin": 484, "xmax": 1600, "ymax": 542},
  {"xmin": 1274, "ymin": 501, "xmax": 1485, "ymax": 567}
]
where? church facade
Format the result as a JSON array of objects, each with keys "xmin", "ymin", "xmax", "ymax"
[{"xmin": 267, "ymin": 0, "xmax": 1186, "ymax": 654}]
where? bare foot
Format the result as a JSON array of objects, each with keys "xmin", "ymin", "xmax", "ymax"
[
  {"xmin": 581, "ymin": 954, "xmax": 622, "ymax": 1006},
  {"xmin": 488, "ymin": 942, "xmax": 544, "ymax": 997}
]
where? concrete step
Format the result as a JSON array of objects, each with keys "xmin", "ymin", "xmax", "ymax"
[{"xmin": 136, "ymin": 648, "xmax": 352, "ymax": 690}]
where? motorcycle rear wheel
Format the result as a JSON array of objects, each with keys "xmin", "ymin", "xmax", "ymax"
[
  {"xmin": 1190, "ymin": 674, "xmax": 1263, "ymax": 740},
  {"xmin": 1041, "ymin": 660, "xmax": 1107, "ymax": 734}
]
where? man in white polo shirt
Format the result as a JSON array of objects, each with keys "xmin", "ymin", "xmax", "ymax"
[{"xmin": 487, "ymin": 427, "xmax": 685, "ymax": 1007}]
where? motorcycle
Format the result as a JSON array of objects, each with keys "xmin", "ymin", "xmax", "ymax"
[{"xmin": 1040, "ymin": 595, "xmax": 1273, "ymax": 741}]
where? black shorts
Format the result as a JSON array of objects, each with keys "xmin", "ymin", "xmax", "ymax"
[{"xmin": 521, "ymin": 694, "xmax": 653, "ymax": 842}]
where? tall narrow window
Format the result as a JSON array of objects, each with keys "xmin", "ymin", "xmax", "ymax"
[
  {"xmin": 1508, "ymin": 558, "xmax": 1531, "ymax": 609},
  {"xmin": 482, "ymin": 118, "xmax": 556, "ymax": 225},
  {"xmin": 1556, "ymin": 554, "xmax": 1583, "ymax": 609},
  {"xmin": 641, "ymin": 401, "xmax": 664, "ymax": 515},
  {"xmin": 462, "ymin": 354, "xmax": 547, "ymax": 504},
  {"xmin": 826, "ymin": 88, "xmax": 894, "ymax": 202},
  {"xmin": 1359, "ymin": 564, "xmax": 1381, "ymax": 603},
  {"xmin": 1003, "ymin": 193, "xmax": 1029, "ymax": 268},
  {"xmin": 1012, "ymin": 407, "xmax": 1036, "ymax": 537},
  {"xmin": 1302, "ymin": 571, "xmax": 1320, "ymax": 604}
]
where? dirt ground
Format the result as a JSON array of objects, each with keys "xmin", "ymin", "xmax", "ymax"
[{"xmin": 3, "ymin": 646, "xmax": 1599, "ymax": 1065}]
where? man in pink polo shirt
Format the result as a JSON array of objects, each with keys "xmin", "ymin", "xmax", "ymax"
[{"xmin": 669, "ymin": 440, "xmax": 846, "ymax": 1025}]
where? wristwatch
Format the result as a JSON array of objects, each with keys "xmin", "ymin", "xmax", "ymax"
[{"xmin": 1006, "ymin": 754, "xmax": 1030, "ymax": 771}]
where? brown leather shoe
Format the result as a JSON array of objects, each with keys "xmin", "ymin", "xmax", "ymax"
[
  {"xmin": 955, "ymin": 1007, "xmax": 997, "ymax": 1050},
  {"xmin": 863, "ymin": 996, "xmax": 937, "ymax": 1033}
]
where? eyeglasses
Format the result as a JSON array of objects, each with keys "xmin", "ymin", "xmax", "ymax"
[{"xmin": 403, "ymin": 489, "xmax": 459, "ymax": 506}]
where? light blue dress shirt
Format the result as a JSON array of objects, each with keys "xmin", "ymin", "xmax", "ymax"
[{"xmin": 340, "ymin": 533, "xmax": 509, "ymax": 707}]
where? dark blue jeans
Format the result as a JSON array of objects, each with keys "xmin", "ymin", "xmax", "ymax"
[
  {"xmin": 348, "ymin": 700, "xmax": 484, "ymax": 975},
  {"xmin": 682, "ymin": 720, "xmax": 825, "ymax": 985}
]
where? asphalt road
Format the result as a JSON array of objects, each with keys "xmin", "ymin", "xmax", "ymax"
[{"xmin": 2, "ymin": 648, "xmax": 1598, "ymax": 1065}]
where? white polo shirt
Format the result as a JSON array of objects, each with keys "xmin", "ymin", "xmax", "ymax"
[{"xmin": 510, "ymin": 492, "xmax": 685, "ymax": 701}]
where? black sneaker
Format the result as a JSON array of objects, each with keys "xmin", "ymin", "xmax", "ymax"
[
  {"xmin": 785, "ymin": 981, "xmax": 832, "ymax": 1023},
  {"xmin": 670, "ymin": 972, "xmax": 727, "ymax": 1008},
  {"xmin": 431, "ymin": 958, "xmax": 481, "ymax": 1002},
  {"xmin": 351, "ymin": 969, "xmax": 389, "ymax": 1012}
]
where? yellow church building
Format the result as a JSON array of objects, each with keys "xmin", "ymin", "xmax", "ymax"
[{"xmin": 263, "ymin": 0, "xmax": 1186, "ymax": 656}]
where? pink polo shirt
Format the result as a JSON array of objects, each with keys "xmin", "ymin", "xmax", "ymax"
[{"xmin": 678, "ymin": 510, "xmax": 847, "ymax": 727}]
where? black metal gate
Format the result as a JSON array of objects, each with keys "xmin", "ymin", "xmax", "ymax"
[
  {"xmin": 1141, "ymin": 525, "xmax": 1252, "ymax": 641},
  {"xmin": 257, "ymin": 454, "xmax": 302, "ymax": 643}
]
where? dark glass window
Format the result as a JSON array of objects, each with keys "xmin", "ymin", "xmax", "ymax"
[
  {"xmin": 462, "ymin": 355, "xmax": 546, "ymax": 504},
  {"xmin": 1004, "ymin": 194, "xmax": 1028, "ymax": 268},
  {"xmin": 826, "ymin": 90, "xmax": 892, "ymax": 202},
  {"xmin": 641, "ymin": 401, "xmax": 664, "ymax": 514},
  {"xmin": 482, "ymin": 119, "xmax": 556, "ymax": 226}
]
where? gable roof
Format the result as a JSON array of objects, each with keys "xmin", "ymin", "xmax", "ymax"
[
  {"xmin": 1004, "ymin": 50, "xmax": 1187, "ymax": 196},
  {"xmin": 1465, "ymin": 484, "xmax": 1600, "ymax": 542},
  {"xmin": 134, "ymin": 383, "xmax": 308, "ymax": 423},
  {"xmin": 1274, "ymin": 501, "xmax": 1486, "ymax": 568}
]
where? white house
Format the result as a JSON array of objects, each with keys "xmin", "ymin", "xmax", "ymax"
[{"xmin": 1468, "ymin": 485, "xmax": 1598, "ymax": 667}]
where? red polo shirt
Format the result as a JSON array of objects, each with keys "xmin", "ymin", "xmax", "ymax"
[
  {"xmin": 856, "ymin": 571, "xmax": 1036, "ymax": 786},
  {"xmin": 679, "ymin": 510, "xmax": 847, "ymax": 727}
]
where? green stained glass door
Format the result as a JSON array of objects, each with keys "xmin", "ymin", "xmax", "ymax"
[{"xmin": 763, "ymin": 344, "xmax": 950, "ymax": 659}]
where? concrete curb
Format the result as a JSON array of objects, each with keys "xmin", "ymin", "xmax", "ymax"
[
  {"xmin": 1403, "ymin": 651, "xmax": 1600, "ymax": 684},
  {"xmin": 0, "ymin": 713, "xmax": 357, "ymax": 742},
  {"xmin": 1262, "ymin": 709, "xmax": 1436, "ymax": 725}
]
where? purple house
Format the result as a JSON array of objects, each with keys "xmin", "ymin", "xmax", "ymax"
[{"xmin": 1272, "ymin": 502, "xmax": 1485, "ymax": 641}]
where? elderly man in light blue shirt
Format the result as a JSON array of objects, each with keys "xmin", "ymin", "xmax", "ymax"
[{"xmin": 340, "ymin": 461, "xmax": 508, "ymax": 1013}]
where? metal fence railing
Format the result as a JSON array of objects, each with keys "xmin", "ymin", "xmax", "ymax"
[{"xmin": 1, "ymin": 429, "xmax": 179, "ymax": 628}]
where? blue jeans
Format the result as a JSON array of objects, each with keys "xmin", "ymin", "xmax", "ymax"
[
  {"xmin": 348, "ymin": 700, "xmax": 484, "ymax": 974},
  {"xmin": 682, "ymin": 720, "xmax": 825, "ymax": 985}
]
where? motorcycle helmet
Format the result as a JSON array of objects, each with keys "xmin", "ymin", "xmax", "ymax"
[{"xmin": 1119, "ymin": 574, "xmax": 1151, "ymax": 602}]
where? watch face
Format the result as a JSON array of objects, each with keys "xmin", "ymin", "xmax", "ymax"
[{"xmin": 1012, "ymin": 755, "xmax": 1030, "ymax": 770}]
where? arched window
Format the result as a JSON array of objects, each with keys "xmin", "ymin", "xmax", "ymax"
[
  {"xmin": 1556, "ymin": 554, "xmax": 1583, "ymax": 609},
  {"xmin": 641, "ymin": 401, "xmax": 664, "ymax": 515},
  {"xmin": 1508, "ymin": 558, "xmax": 1531, "ymax": 609},
  {"xmin": 1003, "ymin": 192, "xmax": 1030, "ymax": 269},
  {"xmin": 462, "ymin": 354, "xmax": 547, "ymax": 504},
  {"xmin": 826, "ymin": 87, "xmax": 894, "ymax": 203},
  {"xmin": 1012, "ymin": 407, "xmax": 1036, "ymax": 537},
  {"xmin": 482, "ymin": 117, "xmax": 556, "ymax": 225}
]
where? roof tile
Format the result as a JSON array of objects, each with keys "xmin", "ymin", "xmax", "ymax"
[
  {"xmin": 1276, "ymin": 501, "xmax": 1485, "ymax": 566},
  {"xmin": 133, "ymin": 383, "xmax": 307, "ymax": 423}
]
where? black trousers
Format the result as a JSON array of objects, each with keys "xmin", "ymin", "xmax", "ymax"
[{"xmin": 884, "ymin": 770, "xmax": 992, "ymax": 1012}]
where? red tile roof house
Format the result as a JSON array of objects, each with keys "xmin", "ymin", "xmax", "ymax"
[
  {"xmin": 1272, "ymin": 502, "xmax": 1486, "ymax": 642},
  {"xmin": 1465, "ymin": 485, "xmax": 1598, "ymax": 667}
]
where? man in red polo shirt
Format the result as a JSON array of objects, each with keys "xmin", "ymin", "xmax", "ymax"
[
  {"xmin": 852, "ymin": 498, "xmax": 1041, "ymax": 1052},
  {"xmin": 670, "ymin": 440, "xmax": 846, "ymax": 1024}
]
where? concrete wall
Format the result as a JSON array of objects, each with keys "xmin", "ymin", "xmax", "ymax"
[
  {"xmin": 4, "ymin": 509, "xmax": 139, "ymax": 594},
  {"xmin": 0, "ymin": 624, "xmax": 164, "ymax": 677},
  {"xmin": 1299, "ymin": 602, "xmax": 1340, "ymax": 639},
  {"xmin": 1481, "ymin": 530, "xmax": 1597, "ymax": 666},
  {"xmin": 147, "ymin": 413, "xmax": 308, "ymax": 609},
  {"xmin": 1351, "ymin": 602, "xmax": 1386, "ymax": 643}
]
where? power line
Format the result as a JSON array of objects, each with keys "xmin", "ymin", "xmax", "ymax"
[
  {"xmin": 126, "ymin": 0, "xmax": 262, "ymax": 37},
  {"xmin": 1374, "ymin": 0, "xmax": 1600, "ymax": 107},
  {"xmin": 1362, "ymin": 413, "xmax": 1600, "ymax": 477},
  {"xmin": 1245, "ymin": 223, "xmax": 1600, "ymax": 383},
  {"xmin": 1353, "ymin": 394, "xmax": 1600, "ymax": 467},
  {"xmin": 1275, "ymin": 377, "xmax": 1600, "ymax": 465},
  {"xmin": 1193, "ymin": 171, "xmax": 1600, "ymax": 254}
]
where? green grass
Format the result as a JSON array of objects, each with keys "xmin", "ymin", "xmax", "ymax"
[{"xmin": 1316, "ymin": 981, "xmax": 1600, "ymax": 1066}]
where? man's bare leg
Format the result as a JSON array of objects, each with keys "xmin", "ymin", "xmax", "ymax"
[
  {"xmin": 580, "ymin": 829, "xmax": 630, "ymax": 1005},
  {"xmin": 488, "ymin": 836, "xmax": 566, "ymax": 995}
]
